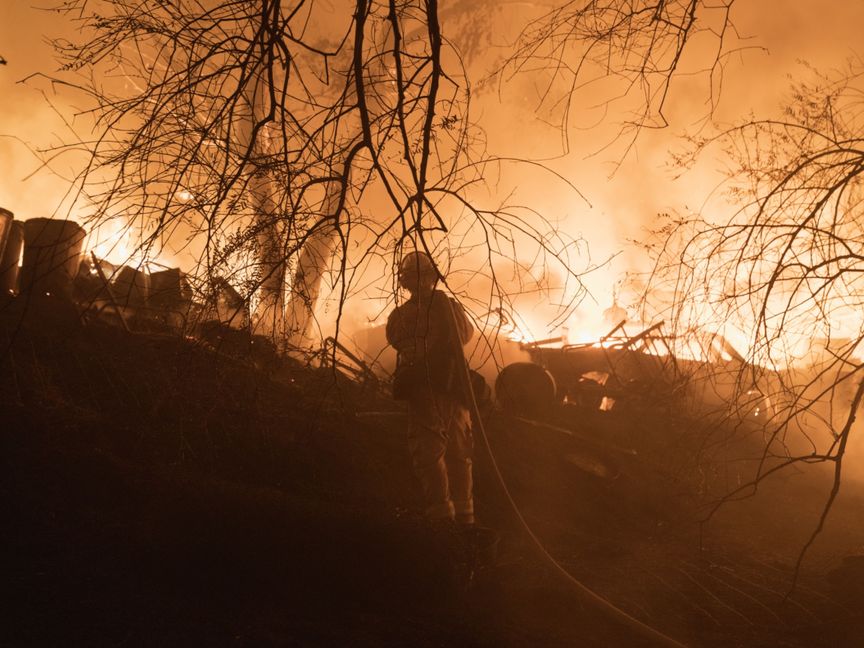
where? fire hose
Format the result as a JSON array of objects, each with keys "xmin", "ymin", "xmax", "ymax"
[{"xmin": 446, "ymin": 298, "xmax": 688, "ymax": 648}]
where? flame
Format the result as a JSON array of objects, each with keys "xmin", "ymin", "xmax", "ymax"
[
  {"xmin": 84, "ymin": 217, "xmax": 179, "ymax": 271},
  {"xmin": 86, "ymin": 219, "xmax": 132, "ymax": 266},
  {"xmin": 505, "ymin": 328, "xmax": 536, "ymax": 344}
]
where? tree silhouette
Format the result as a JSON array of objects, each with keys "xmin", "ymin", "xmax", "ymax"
[
  {"xmin": 32, "ymin": 0, "xmax": 736, "ymax": 353},
  {"xmin": 647, "ymin": 59, "xmax": 864, "ymax": 582}
]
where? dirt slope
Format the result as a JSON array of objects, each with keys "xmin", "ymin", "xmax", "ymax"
[{"xmin": 2, "ymin": 295, "xmax": 862, "ymax": 647}]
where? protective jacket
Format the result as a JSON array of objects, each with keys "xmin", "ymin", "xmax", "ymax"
[{"xmin": 386, "ymin": 289, "xmax": 473, "ymax": 402}]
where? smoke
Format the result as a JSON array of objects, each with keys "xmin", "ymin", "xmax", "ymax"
[
  {"xmin": 1, "ymin": 4, "xmax": 74, "ymax": 220},
  {"xmin": 5, "ymin": 2, "xmax": 864, "ymax": 344}
]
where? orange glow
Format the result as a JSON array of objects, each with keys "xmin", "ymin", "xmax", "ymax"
[{"xmin": 86, "ymin": 219, "xmax": 133, "ymax": 266}]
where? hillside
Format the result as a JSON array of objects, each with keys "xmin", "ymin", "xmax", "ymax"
[{"xmin": 2, "ymin": 294, "xmax": 863, "ymax": 647}]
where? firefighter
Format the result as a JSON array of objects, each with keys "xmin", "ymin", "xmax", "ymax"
[{"xmin": 386, "ymin": 251, "xmax": 475, "ymax": 525}]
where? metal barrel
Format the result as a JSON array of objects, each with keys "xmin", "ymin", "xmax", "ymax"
[
  {"xmin": 19, "ymin": 218, "xmax": 87, "ymax": 299},
  {"xmin": 0, "ymin": 208, "xmax": 12, "ymax": 259},
  {"xmin": 0, "ymin": 210, "xmax": 24, "ymax": 295},
  {"xmin": 113, "ymin": 264, "xmax": 151, "ymax": 307}
]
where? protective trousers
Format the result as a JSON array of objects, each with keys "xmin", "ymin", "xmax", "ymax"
[{"xmin": 408, "ymin": 393, "xmax": 474, "ymax": 524}]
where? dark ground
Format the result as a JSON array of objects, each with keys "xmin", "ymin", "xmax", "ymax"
[{"xmin": 2, "ymin": 295, "xmax": 863, "ymax": 647}]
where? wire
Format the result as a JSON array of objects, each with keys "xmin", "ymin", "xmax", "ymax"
[{"xmin": 445, "ymin": 297, "xmax": 689, "ymax": 648}]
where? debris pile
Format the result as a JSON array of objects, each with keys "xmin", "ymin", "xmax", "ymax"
[{"xmin": 2, "ymin": 215, "xmax": 863, "ymax": 647}]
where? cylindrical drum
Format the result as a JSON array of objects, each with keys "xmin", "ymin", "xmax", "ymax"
[
  {"xmin": 0, "ymin": 216, "xmax": 24, "ymax": 295},
  {"xmin": 0, "ymin": 208, "xmax": 12, "ymax": 259},
  {"xmin": 19, "ymin": 218, "xmax": 87, "ymax": 299},
  {"xmin": 113, "ymin": 265, "xmax": 151, "ymax": 307},
  {"xmin": 495, "ymin": 362, "xmax": 558, "ymax": 419}
]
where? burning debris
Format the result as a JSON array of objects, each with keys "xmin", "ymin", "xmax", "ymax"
[
  {"xmin": 3, "ymin": 212, "xmax": 863, "ymax": 648},
  {"xmin": 0, "ymin": 212, "xmax": 271, "ymax": 355},
  {"xmin": 0, "ymin": 210, "xmax": 821, "ymax": 498}
]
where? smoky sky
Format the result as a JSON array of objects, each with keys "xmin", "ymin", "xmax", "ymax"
[{"xmin": 2, "ymin": 0, "xmax": 863, "ymax": 324}]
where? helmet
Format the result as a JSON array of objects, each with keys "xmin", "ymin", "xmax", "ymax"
[{"xmin": 398, "ymin": 251, "xmax": 439, "ymax": 290}]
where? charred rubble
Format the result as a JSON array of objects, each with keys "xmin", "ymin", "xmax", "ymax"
[{"xmin": 2, "ymin": 215, "xmax": 863, "ymax": 647}]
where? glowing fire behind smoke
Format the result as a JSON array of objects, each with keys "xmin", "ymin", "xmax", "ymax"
[
  {"xmin": 85, "ymin": 220, "xmax": 159, "ymax": 271},
  {"xmin": 86, "ymin": 219, "xmax": 136, "ymax": 267}
]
